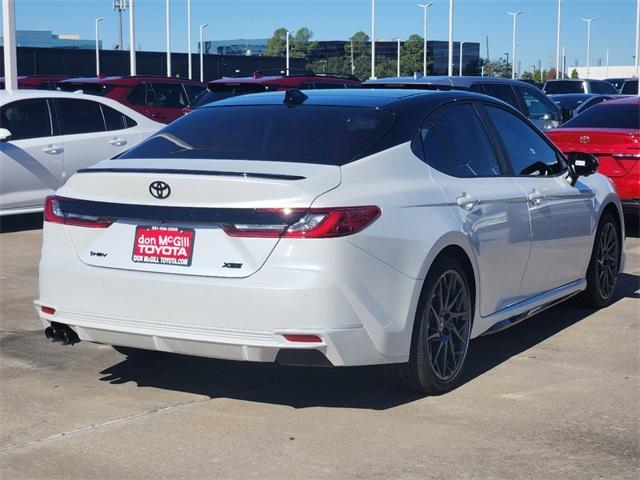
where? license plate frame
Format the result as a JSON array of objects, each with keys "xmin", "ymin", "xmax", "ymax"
[{"xmin": 132, "ymin": 225, "xmax": 195, "ymax": 267}]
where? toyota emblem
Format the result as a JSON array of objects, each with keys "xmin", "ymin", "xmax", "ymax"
[
  {"xmin": 149, "ymin": 181, "xmax": 171, "ymax": 199},
  {"xmin": 579, "ymin": 135, "xmax": 590, "ymax": 144}
]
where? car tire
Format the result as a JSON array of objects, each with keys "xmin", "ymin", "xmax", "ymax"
[
  {"xmin": 581, "ymin": 213, "xmax": 621, "ymax": 308},
  {"xmin": 385, "ymin": 255, "xmax": 473, "ymax": 395}
]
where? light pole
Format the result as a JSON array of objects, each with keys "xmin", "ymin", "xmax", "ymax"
[
  {"xmin": 448, "ymin": 0, "xmax": 454, "ymax": 76},
  {"xmin": 395, "ymin": 37, "xmax": 402, "ymax": 77},
  {"xmin": 504, "ymin": 52, "xmax": 509, "ymax": 77},
  {"xmin": 95, "ymin": 17, "xmax": 104, "ymax": 77},
  {"xmin": 459, "ymin": 41, "xmax": 465, "ymax": 76},
  {"xmin": 129, "ymin": 0, "xmax": 136, "ymax": 75},
  {"xmin": 2, "ymin": 0, "xmax": 17, "ymax": 91},
  {"xmin": 562, "ymin": 46, "xmax": 567, "ymax": 78},
  {"xmin": 418, "ymin": 3, "xmax": 433, "ymax": 76},
  {"xmin": 187, "ymin": 0, "xmax": 192, "ymax": 79},
  {"xmin": 371, "ymin": 0, "xmax": 376, "ymax": 79},
  {"xmin": 113, "ymin": 0, "xmax": 128, "ymax": 50},
  {"xmin": 166, "ymin": 0, "xmax": 171, "ymax": 77},
  {"xmin": 285, "ymin": 30, "xmax": 293, "ymax": 76},
  {"xmin": 199, "ymin": 23, "xmax": 208, "ymax": 82},
  {"xmin": 582, "ymin": 17, "xmax": 596, "ymax": 78},
  {"xmin": 531, "ymin": 64, "xmax": 536, "ymax": 82},
  {"xmin": 507, "ymin": 11, "xmax": 522, "ymax": 80},
  {"xmin": 605, "ymin": 49, "xmax": 611, "ymax": 78},
  {"xmin": 635, "ymin": 0, "xmax": 639, "ymax": 79},
  {"xmin": 555, "ymin": 0, "xmax": 561, "ymax": 78}
]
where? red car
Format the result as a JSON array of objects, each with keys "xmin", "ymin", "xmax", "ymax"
[
  {"xmin": 186, "ymin": 70, "xmax": 361, "ymax": 110},
  {"xmin": 547, "ymin": 96, "xmax": 640, "ymax": 215},
  {"xmin": 57, "ymin": 76, "xmax": 206, "ymax": 123},
  {"xmin": 0, "ymin": 75, "xmax": 67, "ymax": 90}
]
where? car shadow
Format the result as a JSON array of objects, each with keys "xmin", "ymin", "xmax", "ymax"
[
  {"xmin": 624, "ymin": 215, "xmax": 639, "ymax": 238},
  {"xmin": 98, "ymin": 271, "xmax": 639, "ymax": 410},
  {"xmin": 0, "ymin": 212, "xmax": 43, "ymax": 233}
]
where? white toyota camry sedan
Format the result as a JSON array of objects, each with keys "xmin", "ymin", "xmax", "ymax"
[
  {"xmin": 36, "ymin": 89, "xmax": 624, "ymax": 394},
  {"xmin": 0, "ymin": 89, "xmax": 162, "ymax": 216}
]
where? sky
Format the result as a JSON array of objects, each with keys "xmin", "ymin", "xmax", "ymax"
[{"xmin": 4, "ymin": 0, "xmax": 639, "ymax": 72}]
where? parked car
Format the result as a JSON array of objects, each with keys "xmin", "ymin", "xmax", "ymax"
[
  {"xmin": 186, "ymin": 71, "xmax": 361, "ymax": 110},
  {"xmin": 37, "ymin": 88, "xmax": 623, "ymax": 395},
  {"xmin": 0, "ymin": 75, "xmax": 67, "ymax": 90},
  {"xmin": 364, "ymin": 76, "xmax": 565, "ymax": 130},
  {"xmin": 542, "ymin": 79, "xmax": 619, "ymax": 95},
  {"xmin": 57, "ymin": 76, "xmax": 207, "ymax": 123},
  {"xmin": 620, "ymin": 79, "xmax": 639, "ymax": 95},
  {"xmin": 547, "ymin": 96, "xmax": 639, "ymax": 216},
  {"xmin": 0, "ymin": 90, "xmax": 162, "ymax": 216},
  {"xmin": 548, "ymin": 93, "xmax": 616, "ymax": 118},
  {"xmin": 605, "ymin": 78, "xmax": 629, "ymax": 92}
]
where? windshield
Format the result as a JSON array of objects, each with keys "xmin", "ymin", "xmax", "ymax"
[
  {"xmin": 544, "ymin": 81, "xmax": 584, "ymax": 94},
  {"xmin": 119, "ymin": 104, "xmax": 396, "ymax": 165},
  {"xmin": 561, "ymin": 103, "xmax": 640, "ymax": 129}
]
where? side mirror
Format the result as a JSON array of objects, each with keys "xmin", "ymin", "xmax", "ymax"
[
  {"xmin": 560, "ymin": 107, "xmax": 573, "ymax": 123},
  {"xmin": 567, "ymin": 152, "xmax": 599, "ymax": 186},
  {"xmin": 0, "ymin": 128, "xmax": 12, "ymax": 142}
]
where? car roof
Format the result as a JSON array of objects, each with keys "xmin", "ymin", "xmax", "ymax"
[
  {"xmin": 59, "ymin": 76, "xmax": 205, "ymax": 86},
  {"xmin": 204, "ymin": 88, "xmax": 500, "ymax": 111},
  {"xmin": 209, "ymin": 74, "xmax": 360, "ymax": 86},
  {"xmin": 594, "ymin": 95, "xmax": 639, "ymax": 106},
  {"xmin": 364, "ymin": 75, "xmax": 533, "ymax": 88},
  {"xmin": 547, "ymin": 93, "xmax": 598, "ymax": 99}
]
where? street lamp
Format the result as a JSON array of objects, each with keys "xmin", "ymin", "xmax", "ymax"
[
  {"xmin": 531, "ymin": 64, "xmax": 536, "ymax": 82},
  {"xmin": 504, "ymin": 51, "xmax": 509, "ymax": 77},
  {"xmin": 285, "ymin": 29, "xmax": 294, "ymax": 76},
  {"xmin": 417, "ymin": 3, "xmax": 433, "ymax": 76},
  {"xmin": 459, "ymin": 41, "xmax": 465, "ymax": 76},
  {"xmin": 635, "ymin": 0, "xmax": 639, "ymax": 79},
  {"xmin": 582, "ymin": 17, "xmax": 596, "ymax": 78},
  {"xmin": 187, "ymin": 0, "xmax": 192, "ymax": 79},
  {"xmin": 129, "ymin": 0, "xmax": 136, "ymax": 75},
  {"xmin": 166, "ymin": 0, "xmax": 171, "ymax": 77},
  {"xmin": 395, "ymin": 37, "xmax": 402, "ymax": 77},
  {"xmin": 448, "ymin": 0, "xmax": 454, "ymax": 76},
  {"xmin": 555, "ymin": 0, "xmax": 561, "ymax": 78},
  {"xmin": 199, "ymin": 23, "xmax": 208, "ymax": 82},
  {"xmin": 605, "ymin": 48, "xmax": 611, "ymax": 78},
  {"xmin": 507, "ymin": 11, "xmax": 522, "ymax": 80},
  {"xmin": 371, "ymin": 0, "xmax": 376, "ymax": 79},
  {"xmin": 95, "ymin": 17, "xmax": 104, "ymax": 77},
  {"xmin": 562, "ymin": 45, "xmax": 567, "ymax": 78}
]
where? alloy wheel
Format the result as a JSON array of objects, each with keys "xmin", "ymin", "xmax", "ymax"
[{"xmin": 596, "ymin": 222, "xmax": 619, "ymax": 300}]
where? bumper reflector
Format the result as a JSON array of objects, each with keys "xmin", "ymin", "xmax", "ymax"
[
  {"xmin": 283, "ymin": 334, "xmax": 322, "ymax": 343},
  {"xmin": 41, "ymin": 306, "xmax": 56, "ymax": 315}
]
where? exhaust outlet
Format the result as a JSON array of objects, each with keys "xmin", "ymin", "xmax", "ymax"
[{"xmin": 44, "ymin": 323, "xmax": 80, "ymax": 345}]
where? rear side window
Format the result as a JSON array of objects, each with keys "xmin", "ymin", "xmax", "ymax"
[
  {"xmin": 429, "ymin": 103, "xmax": 501, "ymax": 177},
  {"xmin": 621, "ymin": 80, "xmax": 638, "ymax": 95},
  {"xmin": 414, "ymin": 120, "xmax": 452, "ymax": 175},
  {"xmin": 0, "ymin": 99, "xmax": 52, "ymax": 140},
  {"xmin": 151, "ymin": 83, "xmax": 189, "ymax": 108},
  {"xmin": 544, "ymin": 81, "xmax": 584, "ymax": 94},
  {"xmin": 127, "ymin": 83, "xmax": 154, "ymax": 106},
  {"xmin": 477, "ymin": 83, "xmax": 519, "ymax": 110},
  {"xmin": 590, "ymin": 81, "xmax": 617, "ymax": 95},
  {"xmin": 101, "ymin": 104, "xmax": 137, "ymax": 130},
  {"xmin": 55, "ymin": 99, "xmax": 106, "ymax": 135},
  {"xmin": 119, "ymin": 105, "xmax": 396, "ymax": 165},
  {"xmin": 518, "ymin": 87, "xmax": 559, "ymax": 121},
  {"xmin": 184, "ymin": 84, "xmax": 206, "ymax": 101},
  {"xmin": 561, "ymin": 103, "xmax": 640, "ymax": 129},
  {"xmin": 484, "ymin": 105, "xmax": 564, "ymax": 176}
]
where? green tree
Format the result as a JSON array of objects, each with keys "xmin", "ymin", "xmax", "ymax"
[
  {"xmin": 570, "ymin": 68, "xmax": 579, "ymax": 79},
  {"xmin": 520, "ymin": 71, "xmax": 534, "ymax": 80},
  {"xmin": 400, "ymin": 34, "xmax": 428, "ymax": 76},
  {"xmin": 345, "ymin": 31, "xmax": 371, "ymax": 80},
  {"xmin": 291, "ymin": 27, "xmax": 317, "ymax": 58},
  {"xmin": 265, "ymin": 27, "xmax": 287, "ymax": 57}
]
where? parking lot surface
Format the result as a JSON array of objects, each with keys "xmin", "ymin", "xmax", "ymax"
[{"xmin": 1, "ymin": 214, "xmax": 638, "ymax": 480}]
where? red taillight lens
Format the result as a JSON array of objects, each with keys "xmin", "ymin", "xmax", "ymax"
[
  {"xmin": 41, "ymin": 306, "xmax": 56, "ymax": 315},
  {"xmin": 44, "ymin": 196, "xmax": 113, "ymax": 228},
  {"xmin": 222, "ymin": 206, "xmax": 381, "ymax": 239},
  {"xmin": 283, "ymin": 334, "xmax": 322, "ymax": 343}
]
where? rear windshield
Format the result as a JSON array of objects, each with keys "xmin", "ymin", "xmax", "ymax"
[
  {"xmin": 621, "ymin": 80, "xmax": 638, "ymax": 95},
  {"xmin": 561, "ymin": 103, "xmax": 640, "ymax": 129},
  {"xmin": 119, "ymin": 104, "xmax": 396, "ymax": 165},
  {"xmin": 58, "ymin": 83, "xmax": 115, "ymax": 96},
  {"xmin": 544, "ymin": 81, "xmax": 584, "ymax": 94}
]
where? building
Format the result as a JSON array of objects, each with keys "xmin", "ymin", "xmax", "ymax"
[
  {"xmin": 0, "ymin": 30, "xmax": 98, "ymax": 49},
  {"xmin": 574, "ymin": 65, "xmax": 638, "ymax": 80},
  {"xmin": 199, "ymin": 39, "xmax": 268, "ymax": 56}
]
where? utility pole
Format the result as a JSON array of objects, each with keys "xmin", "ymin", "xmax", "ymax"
[
  {"xmin": 2, "ymin": 0, "xmax": 17, "ymax": 90},
  {"xmin": 507, "ymin": 11, "xmax": 522, "ymax": 80},
  {"xmin": 129, "ymin": 0, "xmax": 136, "ymax": 75},
  {"xmin": 285, "ymin": 30, "xmax": 293, "ymax": 76},
  {"xmin": 95, "ymin": 17, "xmax": 104, "ymax": 77},
  {"xmin": 606, "ymin": 49, "xmax": 610, "ymax": 78},
  {"xmin": 187, "ymin": 0, "xmax": 192, "ymax": 79},
  {"xmin": 555, "ymin": 0, "xmax": 561, "ymax": 78},
  {"xmin": 459, "ymin": 41, "xmax": 465, "ymax": 76},
  {"xmin": 199, "ymin": 23, "xmax": 208, "ymax": 82},
  {"xmin": 562, "ymin": 46, "xmax": 567, "ymax": 78},
  {"xmin": 418, "ymin": 3, "xmax": 433, "ymax": 76},
  {"xmin": 582, "ymin": 17, "xmax": 596, "ymax": 78},
  {"xmin": 395, "ymin": 37, "xmax": 402, "ymax": 77},
  {"xmin": 505, "ymin": 52, "xmax": 509, "ymax": 77},
  {"xmin": 371, "ymin": 0, "xmax": 376, "ymax": 79},
  {"xmin": 448, "ymin": 0, "xmax": 454, "ymax": 76}
]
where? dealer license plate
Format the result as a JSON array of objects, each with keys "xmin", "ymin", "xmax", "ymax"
[{"xmin": 132, "ymin": 226, "xmax": 195, "ymax": 267}]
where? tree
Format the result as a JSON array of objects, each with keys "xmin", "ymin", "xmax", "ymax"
[
  {"xmin": 345, "ymin": 31, "xmax": 371, "ymax": 80},
  {"xmin": 543, "ymin": 68, "xmax": 556, "ymax": 82},
  {"xmin": 400, "ymin": 34, "xmax": 427, "ymax": 76},
  {"xmin": 570, "ymin": 68, "xmax": 579, "ymax": 79},
  {"xmin": 291, "ymin": 27, "xmax": 317, "ymax": 58},
  {"xmin": 265, "ymin": 27, "xmax": 287, "ymax": 57}
]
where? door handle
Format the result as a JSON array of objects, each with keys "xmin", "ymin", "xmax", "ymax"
[
  {"xmin": 109, "ymin": 137, "xmax": 127, "ymax": 147},
  {"xmin": 527, "ymin": 189, "xmax": 545, "ymax": 205},
  {"xmin": 456, "ymin": 193, "xmax": 479, "ymax": 210},
  {"xmin": 42, "ymin": 145, "xmax": 63, "ymax": 155}
]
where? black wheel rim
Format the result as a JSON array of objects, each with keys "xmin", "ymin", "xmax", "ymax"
[
  {"xmin": 596, "ymin": 222, "xmax": 619, "ymax": 300},
  {"xmin": 424, "ymin": 270, "xmax": 471, "ymax": 382}
]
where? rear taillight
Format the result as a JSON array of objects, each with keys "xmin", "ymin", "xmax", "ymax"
[
  {"xmin": 222, "ymin": 206, "xmax": 381, "ymax": 239},
  {"xmin": 44, "ymin": 196, "xmax": 113, "ymax": 228}
]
